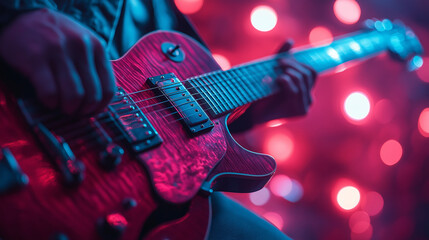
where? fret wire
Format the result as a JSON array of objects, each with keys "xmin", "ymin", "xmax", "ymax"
[
  {"xmin": 262, "ymin": 60, "xmax": 279, "ymax": 78},
  {"xmin": 252, "ymin": 63, "xmax": 277, "ymax": 96},
  {"xmin": 233, "ymin": 67, "xmax": 262, "ymax": 101},
  {"xmin": 207, "ymin": 72, "xmax": 238, "ymax": 110},
  {"xmin": 238, "ymin": 66, "xmax": 267, "ymax": 100},
  {"xmin": 195, "ymin": 76, "xmax": 227, "ymax": 114},
  {"xmin": 240, "ymin": 66, "xmax": 267, "ymax": 98},
  {"xmin": 307, "ymin": 50, "xmax": 323, "ymax": 68},
  {"xmin": 207, "ymin": 74, "xmax": 235, "ymax": 111},
  {"xmin": 149, "ymin": 30, "xmax": 390, "ymax": 117},
  {"xmin": 306, "ymin": 47, "xmax": 337, "ymax": 72},
  {"xmin": 220, "ymin": 71, "xmax": 247, "ymax": 106},
  {"xmin": 207, "ymin": 73, "xmax": 238, "ymax": 110},
  {"xmin": 222, "ymin": 72, "xmax": 243, "ymax": 109},
  {"xmin": 160, "ymin": 67, "xmax": 282, "ymax": 116},
  {"xmin": 200, "ymin": 75, "xmax": 230, "ymax": 113},
  {"xmin": 216, "ymin": 72, "xmax": 243, "ymax": 106},
  {"xmin": 123, "ymin": 30, "xmax": 388, "ymax": 103},
  {"xmin": 228, "ymin": 69, "xmax": 256, "ymax": 104},
  {"xmin": 242, "ymin": 66, "xmax": 270, "ymax": 98},
  {"xmin": 233, "ymin": 66, "xmax": 264, "ymax": 103},
  {"xmin": 188, "ymin": 78, "xmax": 221, "ymax": 115}
]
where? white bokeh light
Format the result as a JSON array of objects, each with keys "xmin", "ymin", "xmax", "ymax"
[
  {"xmin": 337, "ymin": 186, "xmax": 360, "ymax": 210},
  {"xmin": 250, "ymin": 6, "xmax": 278, "ymax": 32},
  {"xmin": 344, "ymin": 92, "xmax": 371, "ymax": 121},
  {"xmin": 249, "ymin": 187, "xmax": 271, "ymax": 206}
]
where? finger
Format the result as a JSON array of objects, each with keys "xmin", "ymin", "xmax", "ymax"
[
  {"xmin": 277, "ymin": 74, "xmax": 298, "ymax": 94},
  {"xmin": 279, "ymin": 58, "xmax": 318, "ymax": 84},
  {"xmin": 286, "ymin": 68, "xmax": 311, "ymax": 106},
  {"xmin": 70, "ymin": 34, "xmax": 102, "ymax": 115},
  {"xmin": 280, "ymin": 59, "xmax": 314, "ymax": 91},
  {"xmin": 50, "ymin": 54, "xmax": 85, "ymax": 115},
  {"xmin": 30, "ymin": 65, "xmax": 59, "ymax": 109},
  {"xmin": 93, "ymin": 38, "xmax": 116, "ymax": 112},
  {"xmin": 299, "ymin": 62, "xmax": 318, "ymax": 81},
  {"xmin": 278, "ymin": 39, "xmax": 295, "ymax": 53}
]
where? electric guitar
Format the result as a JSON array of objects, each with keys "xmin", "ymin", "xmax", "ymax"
[{"xmin": 0, "ymin": 19, "xmax": 422, "ymax": 240}]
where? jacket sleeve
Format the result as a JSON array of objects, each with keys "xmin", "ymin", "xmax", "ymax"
[{"xmin": 0, "ymin": 0, "xmax": 56, "ymax": 32}]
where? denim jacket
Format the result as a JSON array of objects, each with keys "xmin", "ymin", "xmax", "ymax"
[{"xmin": 0, "ymin": 0, "xmax": 204, "ymax": 58}]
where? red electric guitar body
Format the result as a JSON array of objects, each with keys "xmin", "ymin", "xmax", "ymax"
[
  {"xmin": 0, "ymin": 20, "xmax": 422, "ymax": 240},
  {"xmin": 0, "ymin": 31, "xmax": 275, "ymax": 240}
]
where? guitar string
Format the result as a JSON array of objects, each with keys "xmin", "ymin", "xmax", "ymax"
[
  {"xmin": 121, "ymin": 50, "xmax": 327, "ymax": 111},
  {"xmin": 126, "ymin": 59, "xmax": 280, "ymax": 109},
  {"xmin": 49, "ymin": 36, "xmax": 383, "ymax": 146},
  {"xmin": 118, "ymin": 31, "xmax": 384, "ymax": 98},
  {"xmin": 162, "ymin": 77, "xmax": 281, "ymax": 124},
  {"xmin": 119, "ymin": 45, "xmax": 338, "ymax": 100},
  {"xmin": 87, "ymin": 70, "xmax": 276, "ymax": 133},
  {"xmin": 122, "ymin": 54, "xmax": 285, "ymax": 97},
  {"xmin": 119, "ymin": 30, "xmax": 386, "ymax": 105},
  {"xmin": 37, "ymin": 51, "xmax": 311, "ymax": 138},
  {"xmin": 130, "ymin": 71, "xmax": 276, "ymax": 122},
  {"xmin": 34, "ymin": 63, "xmax": 274, "ymax": 125},
  {"xmin": 38, "ymin": 65, "xmax": 278, "ymax": 138},
  {"xmin": 162, "ymin": 45, "xmax": 384, "ymax": 124},
  {"xmin": 53, "ymin": 50, "xmax": 314, "ymax": 145},
  {"xmin": 152, "ymin": 69, "xmax": 278, "ymax": 120},
  {"xmin": 132, "ymin": 65, "xmax": 276, "ymax": 112},
  {"xmin": 41, "ymin": 51, "xmax": 328, "ymax": 138},
  {"xmin": 54, "ymin": 59, "xmax": 331, "ymax": 147},
  {"xmin": 45, "ymin": 78, "xmax": 260, "ymax": 142}
]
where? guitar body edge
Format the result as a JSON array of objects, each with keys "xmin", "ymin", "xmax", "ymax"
[
  {"xmin": 206, "ymin": 115, "xmax": 276, "ymax": 193},
  {"xmin": 0, "ymin": 30, "xmax": 275, "ymax": 240}
]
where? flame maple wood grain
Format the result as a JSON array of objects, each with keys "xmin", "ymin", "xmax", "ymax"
[{"xmin": 0, "ymin": 31, "xmax": 276, "ymax": 240}]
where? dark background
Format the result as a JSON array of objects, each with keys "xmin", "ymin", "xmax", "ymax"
[{"xmin": 177, "ymin": 0, "xmax": 429, "ymax": 239}]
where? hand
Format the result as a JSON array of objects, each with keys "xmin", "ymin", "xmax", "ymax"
[
  {"xmin": 276, "ymin": 39, "xmax": 317, "ymax": 116},
  {"xmin": 0, "ymin": 8, "xmax": 116, "ymax": 115},
  {"xmin": 246, "ymin": 40, "xmax": 317, "ymax": 125}
]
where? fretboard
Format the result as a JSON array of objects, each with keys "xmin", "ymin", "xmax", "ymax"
[{"xmin": 186, "ymin": 30, "xmax": 388, "ymax": 117}]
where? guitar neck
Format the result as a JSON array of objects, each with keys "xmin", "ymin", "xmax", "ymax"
[{"xmin": 186, "ymin": 29, "xmax": 389, "ymax": 117}]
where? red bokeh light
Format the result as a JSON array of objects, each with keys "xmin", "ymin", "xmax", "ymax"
[
  {"xmin": 361, "ymin": 191, "xmax": 384, "ymax": 216},
  {"xmin": 263, "ymin": 212, "xmax": 284, "ymax": 230},
  {"xmin": 333, "ymin": 0, "xmax": 361, "ymax": 25},
  {"xmin": 374, "ymin": 99, "xmax": 395, "ymax": 124},
  {"xmin": 249, "ymin": 187, "xmax": 271, "ymax": 206},
  {"xmin": 309, "ymin": 26, "xmax": 333, "ymax": 46},
  {"xmin": 266, "ymin": 119, "xmax": 287, "ymax": 128},
  {"xmin": 263, "ymin": 132, "xmax": 294, "ymax": 162},
  {"xmin": 269, "ymin": 174, "xmax": 292, "ymax": 197},
  {"xmin": 212, "ymin": 53, "xmax": 231, "ymax": 70},
  {"xmin": 106, "ymin": 213, "xmax": 128, "ymax": 228},
  {"xmin": 284, "ymin": 179, "xmax": 304, "ymax": 203},
  {"xmin": 380, "ymin": 139, "xmax": 403, "ymax": 166},
  {"xmin": 418, "ymin": 108, "xmax": 429, "ymax": 137},
  {"xmin": 351, "ymin": 224, "xmax": 373, "ymax": 240},
  {"xmin": 174, "ymin": 0, "xmax": 204, "ymax": 14},
  {"xmin": 416, "ymin": 57, "xmax": 429, "ymax": 83},
  {"xmin": 349, "ymin": 211, "xmax": 371, "ymax": 234}
]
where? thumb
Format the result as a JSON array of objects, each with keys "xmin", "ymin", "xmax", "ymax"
[{"xmin": 278, "ymin": 39, "xmax": 294, "ymax": 53}]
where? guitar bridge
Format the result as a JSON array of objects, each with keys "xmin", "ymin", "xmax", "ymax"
[
  {"xmin": 108, "ymin": 87, "xmax": 163, "ymax": 153},
  {"xmin": 148, "ymin": 73, "xmax": 214, "ymax": 134}
]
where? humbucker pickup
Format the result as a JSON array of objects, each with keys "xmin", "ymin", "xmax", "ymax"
[
  {"xmin": 148, "ymin": 73, "xmax": 214, "ymax": 134},
  {"xmin": 108, "ymin": 87, "xmax": 163, "ymax": 152}
]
